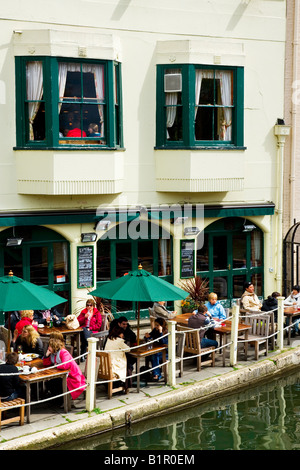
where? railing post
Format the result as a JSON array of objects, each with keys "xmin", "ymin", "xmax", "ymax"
[
  {"xmin": 230, "ymin": 303, "xmax": 239, "ymax": 366},
  {"xmin": 167, "ymin": 320, "xmax": 176, "ymax": 387},
  {"xmin": 86, "ymin": 337, "xmax": 98, "ymax": 412},
  {"xmin": 277, "ymin": 296, "xmax": 285, "ymax": 350}
]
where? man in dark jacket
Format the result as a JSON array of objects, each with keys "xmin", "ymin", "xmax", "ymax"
[
  {"xmin": 0, "ymin": 352, "xmax": 24, "ymax": 401},
  {"xmin": 188, "ymin": 305, "xmax": 218, "ymax": 349}
]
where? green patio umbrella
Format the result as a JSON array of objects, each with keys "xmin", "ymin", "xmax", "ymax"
[
  {"xmin": 89, "ymin": 264, "xmax": 188, "ymax": 343},
  {"xmin": 0, "ymin": 270, "xmax": 67, "ymax": 351}
]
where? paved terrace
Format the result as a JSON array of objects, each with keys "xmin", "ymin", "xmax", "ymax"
[{"xmin": 1, "ymin": 329, "xmax": 300, "ymax": 450}]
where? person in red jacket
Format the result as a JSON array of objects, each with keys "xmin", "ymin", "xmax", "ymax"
[
  {"xmin": 77, "ymin": 299, "xmax": 102, "ymax": 361},
  {"xmin": 13, "ymin": 310, "xmax": 38, "ymax": 341}
]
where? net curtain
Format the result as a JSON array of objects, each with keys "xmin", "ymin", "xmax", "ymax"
[
  {"xmin": 195, "ymin": 69, "xmax": 232, "ymax": 141},
  {"xmin": 58, "ymin": 62, "xmax": 105, "ymax": 134},
  {"xmin": 26, "ymin": 61, "xmax": 43, "ymax": 141}
]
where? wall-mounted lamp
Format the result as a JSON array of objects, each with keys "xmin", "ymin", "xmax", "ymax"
[
  {"xmin": 6, "ymin": 238, "xmax": 23, "ymax": 247},
  {"xmin": 97, "ymin": 220, "xmax": 112, "ymax": 231},
  {"xmin": 242, "ymin": 224, "xmax": 256, "ymax": 233},
  {"xmin": 173, "ymin": 216, "xmax": 188, "ymax": 225},
  {"xmin": 81, "ymin": 233, "xmax": 98, "ymax": 243},
  {"xmin": 184, "ymin": 227, "xmax": 200, "ymax": 236}
]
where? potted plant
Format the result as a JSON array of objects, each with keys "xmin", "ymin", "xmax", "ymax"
[{"xmin": 178, "ymin": 276, "xmax": 209, "ymax": 313}]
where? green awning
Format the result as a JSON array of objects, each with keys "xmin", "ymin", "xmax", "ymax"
[{"xmin": 0, "ymin": 203, "xmax": 275, "ymax": 227}]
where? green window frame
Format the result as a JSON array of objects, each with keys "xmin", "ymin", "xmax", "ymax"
[
  {"xmin": 15, "ymin": 56, "xmax": 123, "ymax": 149},
  {"xmin": 156, "ymin": 64, "xmax": 244, "ymax": 149}
]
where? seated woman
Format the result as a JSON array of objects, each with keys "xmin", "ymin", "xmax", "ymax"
[
  {"xmin": 144, "ymin": 317, "xmax": 168, "ymax": 381},
  {"xmin": 12, "ymin": 325, "xmax": 44, "ymax": 357},
  {"xmin": 14, "ymin": 310, "xmax": 38, "ymax": 339},
  {"xmin": 104, "ymin": 326, "xmax": 131, "ymax": 392},
  {"xmin": 77, "ymin": 299, "xmax": 102, "ymax": 361},
  {"xmin": 152, "ymin": 301, "xmax": 177, "ymax": 320},
  {"xmin": 43, "ymin": 337, "xmax": 86, "ymax": 405}
]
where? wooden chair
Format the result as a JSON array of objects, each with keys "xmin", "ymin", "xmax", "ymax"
[
  {"xmin": 91, "ymin": 330, "xmax": 109, "ymax": 350},
  {"xmin": 177, "ymin": 325, "xmax": 215, "ymax": 371},
  {"xmin": 246, "ymin": 315, "xmax": 270, "ymax": 360},
  {"xmin": 96, "ymin": 351, "xmax": 125, "ymax": 399},
  {"xmin": 0, "ymin": 397, "xmax": 25, "ymax": 429},
  {"xmin": 65, "ymin": 344, "xmax": 74, "ymax": 356}
]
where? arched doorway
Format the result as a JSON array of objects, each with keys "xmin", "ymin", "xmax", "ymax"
[
  {"xmin": 0, "ymin": 226, "xmax": 70, "ymax": 320},
  {"xmin": 283, "ymin": 222, "xmax": 300, "ymax": 297},
  {"xmin": 196, "ymin": 217, "xmax": 264, "ymax": 305},
  {"xmin": 96, "ymin": 221, "xmax": 173, "ymax": 319}
]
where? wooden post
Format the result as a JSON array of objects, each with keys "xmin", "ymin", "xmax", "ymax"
[
  {"xmin": 277, "ymin": 296, "xmax": 285, "ymax": 350},
  {"xmin": 167, "ymin": 320, "xmax": 176, "ymax": 387},
  {"xmin": 230, "ymin": 303, "xmax": 239, "ymax": 366},
  {"xmin": 86, "ymin": 337, "xmax": 98, "ymax": 412}
]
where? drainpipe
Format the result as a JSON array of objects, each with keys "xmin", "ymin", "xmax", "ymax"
[
  {"xmin": 290, "ymin": 0, "xmax": 300, "ymax": 225},
  {"xmin": 274, "ymin": 124, "xmax": 291, "ymax": 293}
]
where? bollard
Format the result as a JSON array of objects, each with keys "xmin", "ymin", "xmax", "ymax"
[
  {"xmin": 277, "ymin": 297, "xmax": 285, "ymax": 350},
  {"xmin": 86, "ymin": 337, "xmax": 98, "ymax": 412},
  {"xmin": 230, "ymin": 304, "xmax": 239, "ymax": 366},
  {"xmin": 167, "ymin": 320, "xmax": 176, "ymax": 387}
]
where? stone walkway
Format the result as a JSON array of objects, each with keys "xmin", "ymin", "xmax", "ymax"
[{"xmin": 1, "ymin": 335, "xmax": 300, "ymax": 449}]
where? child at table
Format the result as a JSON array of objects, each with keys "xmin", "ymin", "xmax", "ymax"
[
  {"xmin": 144, "ymin": 317, "xmax": 168, "ymax": 381},
  {"xmin": 43, "ymin": 337, "xmax": 86, "ymax": 405}
]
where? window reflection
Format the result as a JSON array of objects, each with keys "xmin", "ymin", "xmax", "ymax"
[
  {"xmin": 213, "ymin": 277, "xmax": 227, "ymax": 299},
  {"xmin": 251, "ymin": 231, "xmax": 262, "ymax": 267},
  {"xmin": 30, "ymin": 246, "xmax": 48, "ymax": 285},
  {"xmin": 53, "ymin": 242, "xmax": 69, "ymax": 284},
  {"xmin": 233, "ymin": 234, "xmax": 247, "ymax": 269}
]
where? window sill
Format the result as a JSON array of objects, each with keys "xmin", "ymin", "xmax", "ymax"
[
  {"xmin": 14, "ymin": 146, "xmax": 125, "ymax": 151},
  {"xmin": 154, "ymin": 145, "xmax": 247, "ymax": 151}
]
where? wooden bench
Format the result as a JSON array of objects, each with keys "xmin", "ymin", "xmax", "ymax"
[{"xmin": 0, "ymin": 397, "xmax": 25, "ymax": 429}]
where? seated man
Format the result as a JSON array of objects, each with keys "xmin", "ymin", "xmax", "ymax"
[
  {"xmin": 240, "ymin": 282, "xmax": 262, "ymax": 312},
  {"xmin": 152, "ymin": 301, "xmax": 177, "ymax": 320},
  {"xmin": 188, "ymin": 305, "xmax": 218, "ymax": 355}
]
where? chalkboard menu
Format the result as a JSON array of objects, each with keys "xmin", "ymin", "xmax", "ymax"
[
  {"xmin": 180, "ymin": 239, "xmax": 195, "ymax": 278},
  {"xmin": 77, "ymin": 246, "xmax": 94, "ymax": 288}
]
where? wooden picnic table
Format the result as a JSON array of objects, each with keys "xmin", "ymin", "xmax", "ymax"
[
  {"xmin": 37, "ymin": 325, "xmax": 82, "ymax": 364},
  {"xmin": 19, "ymin": 358, "xmax": 69, "ymax": 423}
]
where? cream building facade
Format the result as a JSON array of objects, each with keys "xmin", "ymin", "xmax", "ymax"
[{"xmin": 0, "ymin": 0, "xmax": 288, "ymax": 320}]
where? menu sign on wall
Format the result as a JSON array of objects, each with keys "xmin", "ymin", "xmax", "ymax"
[
  {"xmin": 180, "ymin": 239, "xmax": 195, "ymax": 278},
  {"xmin": 77, "ymin": 246, "xmax": 94, "ymax": 288}
]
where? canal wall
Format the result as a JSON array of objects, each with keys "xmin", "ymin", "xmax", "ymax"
[{"xmin": 1, "ymin": 346, "xmax": 300, "ymax": 450}]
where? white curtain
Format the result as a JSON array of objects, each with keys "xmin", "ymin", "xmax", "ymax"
[
  {"xmin": 26, "ymin": 61, "xmax": 43, "ymax": 141},
  {"xmin": 165, "ymin": 69, "xmax": 180, "ymax": 139},
  {"xmin": 195, "ymin": 69, "xmax": 232, "ymax": 140},
  {"xmin": 58, "ymin": 62, "xmax": 105, "ymax": 134},
  {"xmin": 159, "ymin": 239, "xmax": 168, "ymax": 275}
]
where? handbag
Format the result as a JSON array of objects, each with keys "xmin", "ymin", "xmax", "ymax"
[{"xmin": 65, "ymin": 314, "xmax": 80, "ymax": 330}]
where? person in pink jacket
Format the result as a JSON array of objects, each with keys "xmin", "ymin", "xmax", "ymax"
[
  {"xmin": 43, "ymin": 337, "xmax": 86, "ymax": 403},
  {"xmin": 77, "ymin": 299, "xmax": 102, "ymax": 361},
  {"xmin": 14, "ymin": 310, "xmax": 38, "ymax": 340}
]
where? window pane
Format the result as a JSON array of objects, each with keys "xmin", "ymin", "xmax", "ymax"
[
  {"xmin": 197, "ymin": 233, "xmax": 209, "ymax": 271},
  {"xmin": 138, "ymin": 241, "xmax": 153, "ymax": 273},
  {"xmin": 158, "ymin": 239, "xmax": 171, "ymax": 276},
  {"xmin": 116, "ymin": 243, "xmax": 132, "ymax": 278},
  {"xmin": 251, "ymin": 273, "xmax": 262, "ymax": 296},
  {"xmin": 30, "ymin": 246, "xmax": 48, "ymax": 285},
  {"xmin": 195, "ymin": 106, "xmax": 214, "ymax": 140},
  {"xmin": 4, "ymin": 248, "xmax": 23, "ymax": 279},
  {"xmin": 166, "ymin": 105, "xmax": 182, "ymax": 141},
  {"xmin": 26, "ymin": 61, "xmax": 45, "ymax": 141},
  {"xmin": 53, "ymin": 242, "xmax": 69, "ymax": 284},
  {"xmin": 251, "ymin": 231, "xmax": 262, "ymax": 267},
  {"xmin": 233, "ymin": 274, "xmax": 246, "ymax": 298},
  {"xmin": 232, "ymin": 234, "xmax": 247, "ymax": 269},
  {"xmin": 213, "ymin": 276, "xmax": 227, "ymax": 299},
  {"xmin": 97, "ymin": 240, "xmax": 111, "ymax": 281},
  {"xmin": 213, "ymin": 236, "xmax": 227, "ymax": 270}
]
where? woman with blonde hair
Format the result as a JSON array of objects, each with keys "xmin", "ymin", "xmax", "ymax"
[
  {"xmin": 205, "ymin": 292, "xmax": 226, "ymax": 321},
  {"xmin": 43, "ymin": 337, "xmax": 86, "ymax": 403},
  {"xmin": 13, "ymin": 324, "xmax": 44, "ymax": 357},
  {"xmin": 14, "ymin": 310, "xmax": 38, "ymax": 339}
]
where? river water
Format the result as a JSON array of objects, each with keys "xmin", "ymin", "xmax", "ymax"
[{"xmin": 56, "ymin": 370, "xmax": 300, "ymax": 451}]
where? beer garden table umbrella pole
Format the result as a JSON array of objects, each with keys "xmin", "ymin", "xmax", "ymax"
[
  {"xmin": 89, "ymin": 264, "xmax": 188, "ymax": 344},
  {"xmin": 0, "ymin": 270, "xmax": 67, "ymax": 352}
]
